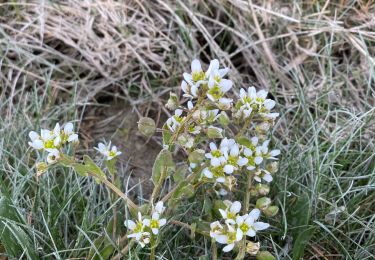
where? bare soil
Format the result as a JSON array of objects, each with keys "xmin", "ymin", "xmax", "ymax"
[{"xmin": 80, "ymin": 98, "xmax": 163, "ymax": 197}]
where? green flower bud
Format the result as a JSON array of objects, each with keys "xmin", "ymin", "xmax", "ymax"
[
  {"xmin": 256, "ymin": 251, "xmax": 276, "ymax": 260},
  {"xmin": 206, "ymin": 126, "xmax": 223, "ymax": 139},
  {"xmin": 250, "ymin": 188, "xmax": 258, "ymax": 197},
  {"xmin": 256, "ymin": 197, "xmax": 271, "ymax": 210},
  {"xmin": 138, "ymin": 117, "xmax": 156, "ymax": 137},
  {"xmin": 246, "ymin": 241, "xmax": 260, "ymax": 256},
  {"xmin": 165, "ymin": 92, "xmax": 179, "ymax": 110},
  {"xmin": 218, "ymin": 111, "xmax": 230, "ymax": 126},
  {"xmin": 264, "ymin": 205, "xmax": 279, "ymax": 217},
  {"xmin": 36, "ymin": 162, "xmax": 48, "ymax": 177},
  {"xmin": 188, "ymin": 149, "xmax": 205, "ymax": 163},
  {"xmin": 177, "ymin": 134, "xmax": 194, "ymax": 149},
  {"xmin": 256, "ymin": 184, "xmax": 270, "ymax": 196}
]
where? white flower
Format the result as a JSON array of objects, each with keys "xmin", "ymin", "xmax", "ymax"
[
  {"xmin": 205, "ymin": 142, "xmax": 227, "ymax": 167},
  {"xmin": 222, "ymin": 143, "xmax": 248, "ymax": 174},
  {"xmin": 166, "ymin": 109, "xmax": 184, "ymax": 132},
  {"xmin": 253, "ymin": 169, "xmax": 273, "ymax": 183},
  {"xmin": 154, "ymin": 201, "xmax": 166, "ymax": 215},
  {"xmin": 46, "ymin": 148, "xmax": 60, "ymax": 164},
  {"xmin": 143, "ymin": 212, "xmax": 167, "ymax": 235},
  {"xmin": 215, "ymin": 224, "xmax": 243, "ymax": 252},
  {"xmin": 95, "ymin": 142, "xmax": 122, "ymax": 160},
  {"xmin": 63, "ymin": 122, "xmax": 79, "ymax": 143},
  {"xmin": 219, "ymin": 201, "xmax": 242, "ymax": 225},
  {"xmin": 182, "ymin": 59, "xmax": 206, "ymax": 98},
  {"xmin": 236, "ymin": 209, "xmax": 269, "ymax": 237},
  {"xmin": 256, "ymin": 140, "xmax": 280, "ymax": 160},
  {"xmin": 124, "ymin": 212, "xmax": 150, "ymax": 247},
  {"xmin": 210, "ymin": 221, "xmax": 224, "ymax": 239},
  {"xmin": 28, "ymin": 129, "xmax": 55, "ymax": 150}
]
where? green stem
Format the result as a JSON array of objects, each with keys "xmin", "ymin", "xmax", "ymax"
[
  {"xmin": 99, "ymin": 176, "xmax": 139, "ymax": 212},
  {"xmin": 235, "ymin": 173, "xmax": 253, "ymax": 260},
  {"xmin": 212, "ymin": 239, "xmax": 218, "ymax": 260},
  {"xmin": 150, "ymin": 245, "xmax": 156, "ymax": 260}
]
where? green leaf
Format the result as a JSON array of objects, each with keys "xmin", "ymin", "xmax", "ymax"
[
  {"xmin": 162, "ymin": 123, "xmax": 172, "ymax": 146},
  {"xmin": 288, "ymin": 194, "xmax": 315, "ymax": 260},
  {"xmin": 0, "ymin": 197, "xmax": 38, "ymax": 259},
  {"xmin": 152, "ymin": 149, "xmax": 175, "ymax": 185},
  {"xmin": 173, "ymin": 163, "xmax": 188, "ymax": 183},
  {"xmin": 73, "ymin": 163, "xmax": 89, "ymax": 177},
  {"xmin": 256, "ymin": 251, "xmax": 276, "ymax": 260},
  {"xmin": 236, "ymin": 136, "xmax": 252, "ymax": 147},
  {"xmin": 83, "ymin": 155, "xmax": 106, "ymax": 182}
]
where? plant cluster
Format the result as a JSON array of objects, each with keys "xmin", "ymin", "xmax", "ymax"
[{"xmin": 29, "ymin": 59, "xmax": 280, "ymax": 259}]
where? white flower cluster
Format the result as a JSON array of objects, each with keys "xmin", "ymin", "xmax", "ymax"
[
  {"xmin": 234, "ymin": 87, "xmax": 279, "ymax": 120},
  {"xmin": 95, "ymin": 142, "xmax": 122, "ymax": 161},
  {"xmin": 202, "ymin": 137, "xmax": 280, "ymax": 188},
  {"xmin": 28, "ymin": 122, "xmax": 78, "ymax": 164},
  {"xmin": 182, "ymin": 59, "xmax": 232, "ymax": 108},
  {"xmin": 124, "ymin": 201, "xmax": 166, "ymax": 248},
  {"xmin": 210, "ymin": 201, "xmax": 269, "ymax": 252}
]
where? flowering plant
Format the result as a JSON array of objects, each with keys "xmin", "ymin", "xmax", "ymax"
[{"xmin": 28, "ymin": 59, "xmax": 280, "ymax": 259}]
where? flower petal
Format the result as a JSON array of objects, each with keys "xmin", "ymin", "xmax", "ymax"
[
  {"xmin": 253, "ymin": 222, "xmax": 270, "ymax": 231},
  {"xmin": 222, "ymin": 243, "xmax": 235, "ymax": 252}
]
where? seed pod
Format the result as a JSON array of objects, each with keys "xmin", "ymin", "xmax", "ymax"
[
  {"xmin": 264, "ymin": 205, "xmax": 279, "ymax": 217},
  {"xmin": 256, "ymin": 197, "xmax": 271, "ymax": 210},
  {"xmin": 165, "ymin": 92, "xmax": 179, "ymax": 110},
  {"xmin": 246, "ymin": 241, "xmax": 260, "ymax": 256},
  {"xmin": 256, "ymin": 251, "xmax": 275, "ymax": 260},
  {"xmin": 206, "ymin": 126, "xmax": 223, "ymax": 139},
  {"xmin": 138, "ymin": 117, "xmax": 156, "ymax": 137},
  {"xmin": 218, "ymin": 111, "xmax": 230, "ymax": 126},
  {"xmin": 256, "ymin": 184, "xmax": 270, "ymax": 195}
]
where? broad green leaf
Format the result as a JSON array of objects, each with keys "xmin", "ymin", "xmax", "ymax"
[
  {"xmin": 152, "ymin": 149, "xmax": 175, "ymax": 185},
  {"xmin": 73, "ymin": 163, "xmax": 89, "ymax": 177},
  {"xmin": 173, "ymin": 163, "xmax": 188, "ymax": 183},
  {"xmin": 83, "ymin": 155, "xmax": 106, "ymax": 182}
]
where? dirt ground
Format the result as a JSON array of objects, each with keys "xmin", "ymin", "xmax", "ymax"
[{"xmin": 79, "ymin": 96, "xmax": 164, "ymax": 197}]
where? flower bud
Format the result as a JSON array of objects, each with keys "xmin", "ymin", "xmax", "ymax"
[
  {"xmin": 255, "ymin": 184, "xmax": 270, "ymax": 196},
  {"xmin": 177, "ymin": 134, "xmax": 194, "ymax": 149},
  {"xmin": 250, "ymin": 188, "xmax": 258, "ymax": 197},
  {"xmin": 224, "ymin": 176, "xmax": 237, "ymax": 191},
  {"xmin": 218, "ymin": 111, "xmax": 230, "ymax": 126},
  {"xmin": 256, "ymin": 197, "xmax": 271, "ymax": 210},
  {"xmin": 266, "ymin": 161, "xmax": 279, "ymax": 174},
  {"xmin": 165, "ymin": 92, "xmax": 179, "ymax": 110},
  {"xmin": 264, "ymin": 205, "xmax": 279, "ymax": 217},
  {"xmin": 256, "ymin": 122, "xmax": 270, "ymax": 132},
  {"xmin": 188, "ymin": 149, "xmax": 205, "ymax": 163},
  {"xmin": 36, "ymin": 162, "xmax": 48, "ymax": 177},
  {"xmin": 206, "ymin": 126, "xmax": 223, "ymax": 139},
  {"xmin": 246, "ymin": 241, "xmax": 260, "ymax": 256},
  {"xmin": 256, "ymin": 251, "xmax": 276, "ymax": 260},
  {"xmin": 138, "ymin": 117, "xmax": 156, "ymax": 137}
]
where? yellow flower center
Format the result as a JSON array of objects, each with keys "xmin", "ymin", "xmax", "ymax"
[
  {"xmin": 150, "ymin": 219, "xmax": 159, "ymax": 229},
  {"xmin": 192, "ymin": 71, "xmax": 205, "ymax": 82}
]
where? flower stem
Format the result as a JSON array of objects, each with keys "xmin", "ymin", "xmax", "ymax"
[
  {"xmin": 150, "ymin": 246, "xmax": 156, "ymax": 260},
  {"xmin": 235, "ymin": 173, "xmax": 253, "ymax": 260},
  {"xmin": 99, "ymin": 176, "xmax": 139, "ymax": 212}
]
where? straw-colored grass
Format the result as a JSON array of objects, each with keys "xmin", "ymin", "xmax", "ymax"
[{"xmin": 1, "ymin": 0, "xmax": 374, "ymax": 259}]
